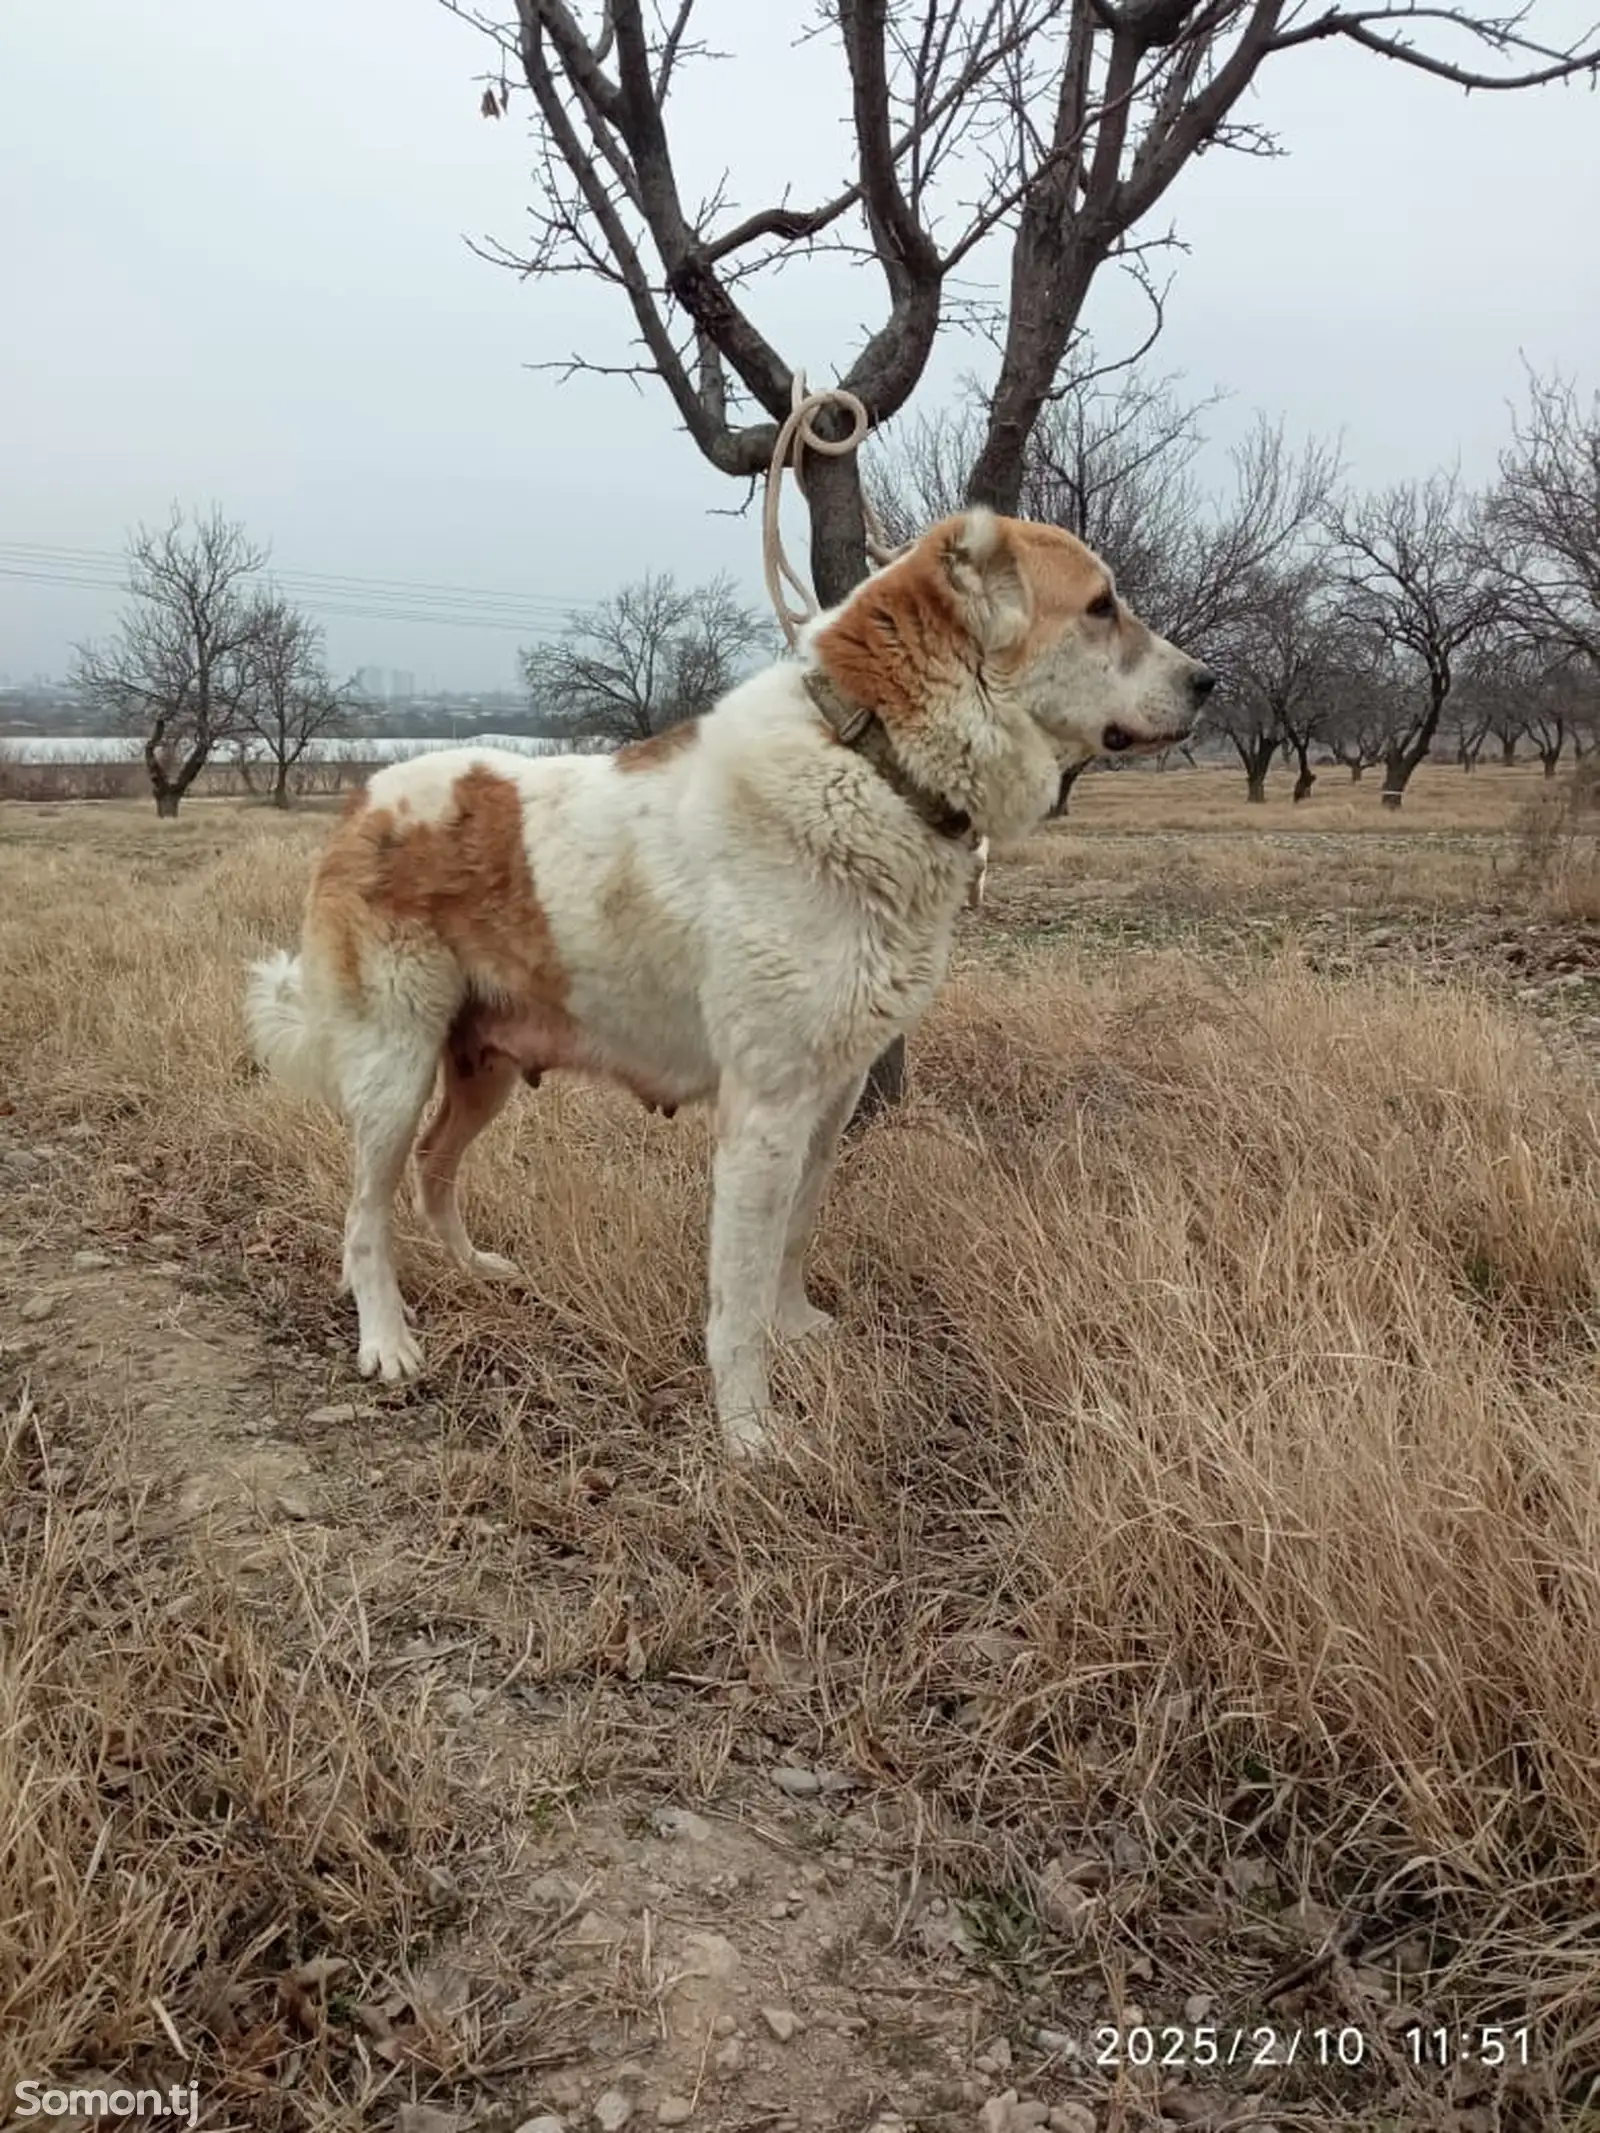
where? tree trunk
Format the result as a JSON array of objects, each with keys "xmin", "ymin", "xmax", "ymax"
[
  {"xmin": 1381, "ymin": 692, "xmax": 1447, "ymax": 810},
  {"xmin": 806, "ymin": 429, "xmax": 871, "ymax": 609},
  {"xmin": 1542, "ymin": 750, "xmax": 1561, "ymax": 778},
  {"xmin": 1291, "ymin": 743, "xmax": 1316, "ymax": 803},
  {"xmin": 1500, "ymin": 736, "xmax": 1518, "ymax": 766},
  {"xmin": 154, "ymin": 786, "xmax": 181, "ymax": 819},
  {"xmin": 815, "ymin": 441, "xmax": 900, "ymax": 1125},
  {"xmin": 1053, "ymin": 761, "xmax": 1087, "ymax": 818},
  {"xmin": 271, "ymin": 761, "xmax": 292, "ymax": 809},
  {"xmin": 966, "ymin": 218, "xmax": 1094, "ymax": 513},
  {"xmin": 1239, "ymin": 733, "xmax": 1276, "ymax": 803},
  {"xmin": 1348, "ymin": 762, "xmax": 1364, "ymax": 782}
]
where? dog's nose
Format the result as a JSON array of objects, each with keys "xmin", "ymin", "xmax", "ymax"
[{"xmin": 1190, "ymin": 666, "xmax": 1218, "ymax": 702}]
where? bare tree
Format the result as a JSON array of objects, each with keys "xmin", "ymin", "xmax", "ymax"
[
  {"xmin": 1211, "ymin": 558, "xmax": 1336, "ymax": 801},
  {"xmin": 1489, "ymin": 706, "xmax": 1527, "ymax": 766},
  {"xmin": 523, "ymin": 573, "xmax": 770, "ymax": 742},
  {"xmin": 445, "ymin": 0, "xmax": 1596, "ymax": 1106},
  {"xmin": 1487, "ymin": 368, "xmax": 1600, "ymax": 663},
  {"xmin": 450, "ymin": 1, "xmax": 1598, "ymax": 582},
  {"xmin": 1320, "ymin": 662, "xmax": 1396, "ymax": 783},
  {"xmin": 1328, "ymin": 474, "xmax": 1500, "ymax": 809},
  {"xmin": 236, "ymin": 596, "xmax": 356, "ymax": 808},
  {"xmin": 1516, "ymin": 651, "xmax": 1600, "ymax": 778},
  {"xmin": 1447, "ymin": 634, "xmax": 1540, "ymax": 770},
  {"xmin": 72, "ymin": 507, "xmax": 266, "ymax": 818}
]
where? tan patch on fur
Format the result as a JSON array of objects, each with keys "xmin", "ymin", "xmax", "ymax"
[
  {"xmin": 614, "ymin": 718, "xmax": 701, "ymax": 772},
  {"xmin": 308, "ymin": 764, "xmax": 565, "ymax": 1008},
  {"xmin": 811, "ymin": 513, "xmax": 1107, "ymax": 732},
  {"xmin": 1004, "ymin": 520, "xmax": 1115, "ymax": 665}
]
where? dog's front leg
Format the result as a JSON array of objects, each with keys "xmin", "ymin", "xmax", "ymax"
[
  {"xmin": 707, "ymin": 1081, "xmax": 822, "ymax": 1459},
  {"xmin": 774, "ymin": 1070, "xmax": 867, "ymax": 1341}
]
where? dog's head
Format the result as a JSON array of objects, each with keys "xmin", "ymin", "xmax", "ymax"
[
  {"xmin": 937, "ymin": 508, "xmax": 1213, "ymax": 761},
  {"xmin": 812, "ymin": 510, "xmax": 1213, "ymax": 829}
]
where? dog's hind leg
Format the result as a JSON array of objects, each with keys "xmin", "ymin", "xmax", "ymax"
[
  {"xmin": 337, "ymin": 1031, "xmax": 441, "ymax": 1383},
  {"xmin": 414, "ymin": 1047, "xmax": 522, "ymax": 1281},
  {"xmin": 773, "ymin": 1070, "xmax": 867, "ymax": 1341},
  {"xmin": 706, "ymin": 1079, "xmax": 834, "ymax": 1459}
]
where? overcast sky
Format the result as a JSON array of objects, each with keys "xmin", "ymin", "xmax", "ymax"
[{"xmin": 3, "ymin": 1, "xmax": 1596, "ymax": 693}]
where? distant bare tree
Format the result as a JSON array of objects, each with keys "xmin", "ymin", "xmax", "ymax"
[
  {"xmin": 1487, "ymin": 369, "xmax": 1600, "ymax": 663},
  {"xmin": 1313, "ymin": 624, "xmax": 1404, "ymax": 781},
  {"xmin": 1329, "ymin": 474, "xmax": 1500, "ymax": 809},
  {"xmin": 1518, "ymin": 652, "xmax": 1600, "ymax": 778},
  {"xmin": 72, "ymin": 507, "xmax": 265, "ymax": 818},
  {"xmin": 1489, "ymin": 707, "xmax": 1527, "ymax": 766},
  {"xmin": 1211, "ymin": 558, "xmax": 1336, "ymax": 801},
  {"xmin": 236, "ymin": 597, "xmax": 357, "ymax": 808},
  {"xmin": 523, "ymin": 573, "xmax": 769, "ymax": 743}
]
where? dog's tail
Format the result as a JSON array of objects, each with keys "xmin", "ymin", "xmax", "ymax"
[{"xmin": 244, "ymin": 949, "xmax": 335, "ymax": 1105}]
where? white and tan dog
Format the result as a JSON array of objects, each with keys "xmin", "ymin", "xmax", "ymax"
[{"xmin": 244, "ymin": 510, "xmax": 1213, "ymax": 1456}]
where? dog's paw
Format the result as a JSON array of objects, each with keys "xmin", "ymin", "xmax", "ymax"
[
  {"xmin": 773, "ymin": 1298, "xmax": 837, "ymax": 1343},
  {"xmin": 720, "ymin": 1409, "xmax": 774, "ymax": 1462},
  {"xmin": 357, "ymin": 1324, "xmax": 424, "ymax": 1383}
]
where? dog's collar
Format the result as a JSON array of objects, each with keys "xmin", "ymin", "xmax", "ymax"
[{"xmin": 802, "ymin": 668, "xmax": 974, "ymax": 844}]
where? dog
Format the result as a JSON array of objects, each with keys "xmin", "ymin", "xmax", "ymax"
[{"xmin": 243, "ymin": 509, "xmax": 1213, "ymax": 1457}]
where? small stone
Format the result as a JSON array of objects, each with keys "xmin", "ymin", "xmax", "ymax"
[
  {"xmin": 1034, "ymin": 2028, "xmax": 1077, "ymax": 2056},
  {"xmin": 655, "ymin": 2103, "xmax": 694, "ymax": 2128},
  {"xmin": 655, "ymin": 1807, "xmax": 713, "ymax": 1843},
  {"xmin": 761, "ymin": 2005, "xmax": 801, "ymax": 2042},
  {"xmin": 1038, "ymin": 1864, "xmax": 1097, "ymax": 1937},
  {"xmin": 593, "ymin": 2091, "xmax": 634, "ymax": 2133},
  {"xmin": 1048, "ymin": 2109, "xmax": 1096, "ymax": 2133},
  {"xmin": 307, "ymin": 1402, "xmax": 360, "ymax": 1425},
  {"xmin": 769, "ymin": 1901, "xmax": 790, "ymax": 1920},
  {"xmin": 980, "ymin": 2096, "xmax": 1049, "ymax": 2133},
  {"xmin": 71, "ymin": 1250, "xmax": 114, "ymax": 1271},
  {"xmin": 1182, "ymin": 1993, "xmax": 1214, "ymax": 2023},
  {"xmin": 275, "ymin": 1483, "xmax": 315, "ymax": 1520},
  {"xmin": 712, "ymin": 2039, "xmax": 744, "ymax": 2073},
  {"xmin": 770, "ymin": 1766, "xmax": 821, "ymax": 1798},
  {"xmin": 514, "ymin": 2118, "xmax": 567, "ymax": 2133},
  {"xmin": 397, "ymin": 2109, "xmax": 462, "ymax": 2133},
  {"xmin": 711, "ymin": 2014, "xmax": 737, "ymax": 2039},
  {"xmin": 19, "ymin": 1294, "xmax": 56, "ymax": 1322}
]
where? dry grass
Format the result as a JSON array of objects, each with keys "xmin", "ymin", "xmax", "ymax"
[
  {"xmin": 1065, "ymin": 759, "xmax": 1572, "ymax": 837},
  {"xmin": 2, "ymin": 781, "xmax": 1599, "ymax": 2126}
]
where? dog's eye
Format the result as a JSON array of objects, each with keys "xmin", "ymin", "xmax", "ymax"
[{"xmin": 1087, "ymin": 589, "xmax": 1116, "ymax": 620}]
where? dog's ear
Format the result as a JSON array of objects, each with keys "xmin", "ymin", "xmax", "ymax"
[{"xmin": 939, "ymin": 509, "xmax": 1030, "ymax": 651}]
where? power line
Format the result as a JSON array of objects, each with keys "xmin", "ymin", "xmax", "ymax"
[{"xmin": 0, "ymin": 540, "xmax": 590, "ymax": 634}]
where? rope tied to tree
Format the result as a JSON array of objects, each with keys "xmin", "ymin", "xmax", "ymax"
[{"xmin": 761, "ymin": 375, "xmax": 905, "ymax": 651}]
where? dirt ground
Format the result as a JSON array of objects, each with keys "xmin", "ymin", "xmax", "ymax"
[{"xmin": 2, "ymin": 763, "xmax": 1598, "ymax": 2133}]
